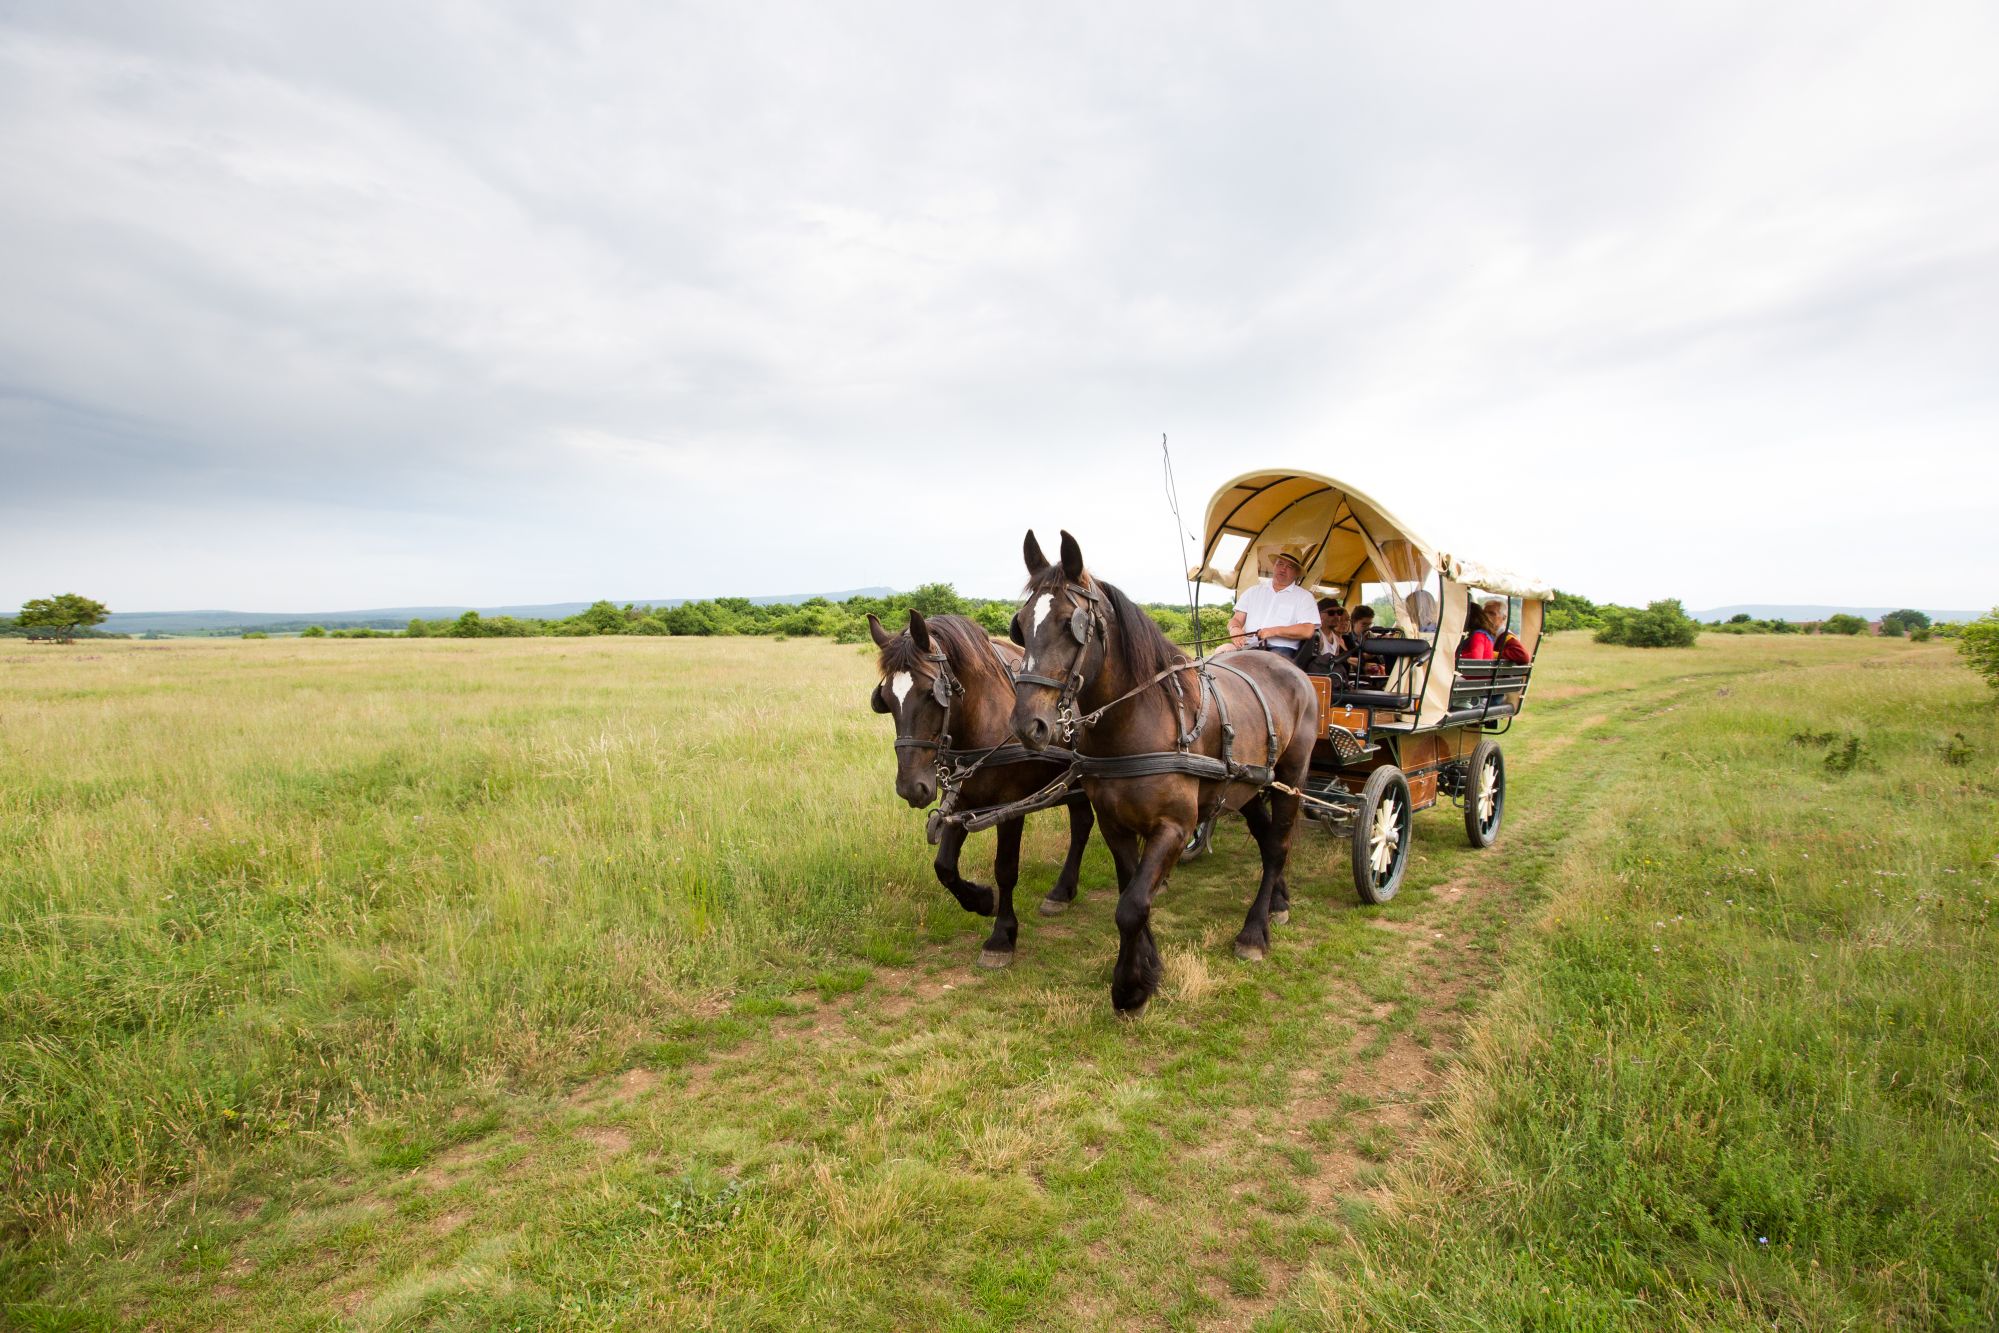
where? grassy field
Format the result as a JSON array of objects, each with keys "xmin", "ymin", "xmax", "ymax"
[{"xmin": 2, "ymin": 633, "xmax": 1994, "ymax": 1330}]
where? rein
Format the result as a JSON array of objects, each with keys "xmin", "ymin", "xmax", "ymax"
[
  {"xmin": 884, "ymin": 633, "xmax": 1080, "ymax": 843},
  {"xmin": 939, "ymin": 581, "xmax": 1298, "ymax": 834}
]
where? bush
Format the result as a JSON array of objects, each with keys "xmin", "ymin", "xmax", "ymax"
[
  {"xmin": 1821, "ymin": 614, "xmax": 1868, "ymax": 636},
  {"xmin": 1593, "ymin": 599, "xmax": 1699, "ymax": 648},
  {"xmin": 1543, "ymin": 590, "xmax": 1602, "ymax": 632},
  {"xmin": 241, "ymin": 631, "xmax": 268, "ymax": 640},
  {"xmin": 1957, "ymin": 608, "xmax": 1999, "ymax": 697},
  {"xmin": 1880, "ymin": 608, "xmax": 1931, "ymax": 636},
  {"xmin": 300, "ymin": 625, "xmax": 327, "ymax": 638}
]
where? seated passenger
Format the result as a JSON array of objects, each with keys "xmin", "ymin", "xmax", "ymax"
[
  {"xmin": 1347, "ymin": 605, "xmax": 1389, "ymax": 682},
  {"xmin": 1225, "ymin": 547, "xmax": 1318, "ymax": 661},
  {"xmin": 1459, "ymin": 599, "xmax": 1496, "ymax": 661},
  {"xmin": 1409, "ymin": 589, "xmax": 1439, "ymax": 634},
  {"xmin": 1293, "ymin": 598, "xmax": 1349, "ymax": 677},
  {"xmin": 1460, "ymin": 600, "xmax": 1531, "ymax": 663}
]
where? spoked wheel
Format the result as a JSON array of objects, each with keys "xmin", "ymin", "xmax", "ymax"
[
  {"xmin": 1463, "ymin": 738, "xmax": 1505, "ymax": 848},
  {"xmin": 1351, "ymin": 766, "xmax": 1413, "ymax": 905}
]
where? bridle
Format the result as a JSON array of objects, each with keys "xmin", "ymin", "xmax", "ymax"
[
  {"xmin": 878, "ymin": 645, "xmax": 964, "ymax": 757},
  {"xmin": 1011, "ymin": 579, "xmax": 1109, "ymax": 747}
]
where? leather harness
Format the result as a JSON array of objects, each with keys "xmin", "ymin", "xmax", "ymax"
[{"xmin": 936, "ymin": 580, "xmax": 1289, "ymax": 835}]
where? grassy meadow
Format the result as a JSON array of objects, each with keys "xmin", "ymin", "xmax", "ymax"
[{"xmin": 2, "ymin": 632, "xmax": 1995, "ymax": 1329}]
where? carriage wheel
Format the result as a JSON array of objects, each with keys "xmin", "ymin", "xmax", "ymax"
[
  {"xmin": 1463, "ymin": 738, "xmax": 1505, "ymax": 849},
  {"xmin": 1351, "ymin": 766, "xmax": 1412, "ymax": 905}
]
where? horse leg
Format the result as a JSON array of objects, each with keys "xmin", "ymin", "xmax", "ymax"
[
  {"xmin": 979, "ymin": 817, "xmax": 1024, "ymax": 969},
  {"xmin": 1111, "ymin": 820, "xmax": 1185, "ymax": 1015},
  {"xmin": 1097, "ymin": 818, "xmax": 1142, "ymax": 895},
  {"xmin": 933, "ymin": 822, "xmax": 996, "ymax": 917},
  {"xmin": 1039, "ymin": 795, "xmax": 1095, "ymax": 916},
  {"xmin": 1247, "ymin": 793, "xmax": 1292, "ymax": 925},
  {"xmin": 1235, "ymin": 786, "xmax": 1302, "ymax": 961}
]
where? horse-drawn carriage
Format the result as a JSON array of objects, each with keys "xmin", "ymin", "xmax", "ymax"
[
  {"xmin": 1191, "ymin": 469, "xmax": 1551, "ymax": 902},
  {"xmin": 869, "ymin": 466, "xmax": 1548, "ymax": 1013}
]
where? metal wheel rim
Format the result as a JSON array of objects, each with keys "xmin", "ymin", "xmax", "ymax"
[{"xmin": 1369, "ymin": 795, "xmax": 1404, "ymax": 881}]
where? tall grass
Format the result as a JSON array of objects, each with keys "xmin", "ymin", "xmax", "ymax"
[
  {"xmin": 2, "ymin": 638, "xmax": 923, "ymax": 1238},
  {"xmin": 1291, "ymin": 640, "xmax": 1999, "ymax": 1328},
  {"xmin": 5, "ymin": 633, "xmax": 1993, "ymax": 1330}
]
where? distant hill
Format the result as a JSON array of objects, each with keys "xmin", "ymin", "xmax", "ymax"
[
  {"xmin": 1690, "ymin": 604, "xmax": 1981, "ymax": 624},
  {"xmin": 102, "ymin": 588, "xmax": 897, "ymax": 635}
]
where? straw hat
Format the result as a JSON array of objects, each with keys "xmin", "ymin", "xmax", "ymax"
[{"xmin": 1270, "ymin": 546, "xmax": 1308, "ymax": 574}]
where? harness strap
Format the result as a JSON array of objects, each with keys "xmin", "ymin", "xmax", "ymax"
[
  {"xmin": 942, "ymin": 743, "xmax": 1072, "ymax": 769},
  {"xmin": 1071, "ymin": 750, "xmax": 1274, "ymax": 785}
]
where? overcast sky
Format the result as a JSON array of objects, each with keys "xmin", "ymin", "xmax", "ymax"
[{"xmin": 2, "ymin": 1, "xmax": 1994, "ymax": 613}]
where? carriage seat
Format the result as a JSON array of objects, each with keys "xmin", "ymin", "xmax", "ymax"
[
  {"xmin": 1355, "ymin": 634, "xmax": 1432, "ymax": 663},
  {"xmin": 1328, "ymin": 688, "xmax": 1416, "ymax": 710},
  {"xmin": 1440, "ymin": 700, "xmax": 1519, "ymax": 726}
]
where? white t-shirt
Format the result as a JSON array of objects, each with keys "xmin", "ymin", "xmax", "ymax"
[{"xmin": 1235, "ymin": 580, "xmax": 1320, "ymax": 649}]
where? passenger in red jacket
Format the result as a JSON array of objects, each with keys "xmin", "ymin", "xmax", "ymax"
[{"xmin": 1461, "ymin": 599, "xmax": 1531, "ymax": 663}]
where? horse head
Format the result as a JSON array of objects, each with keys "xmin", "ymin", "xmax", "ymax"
[
  {"xmin": 868, "ymin": 609, "xmax": 954, "ymax": 807},
  {"xmin": 1008, "ymin": 530, "xmax": 1106, "ymax": 752}
]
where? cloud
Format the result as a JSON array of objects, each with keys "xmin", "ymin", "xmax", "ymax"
[{"xmin": 1, "ymin": 1, "xmax": 1995, "ymax": 610}]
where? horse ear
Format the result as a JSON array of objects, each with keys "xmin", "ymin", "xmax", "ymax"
[
  {"xmin": 907, "ymin": 609, "xmax": 931, "ymax": 652},
  {"xmin": 867, "ymin": 613, "xmax": 891, "ymax": 647},
  {"xmin": 1023, "ymin": 530, "xmax": 1048, "ymax": 575},
  {"xmin": 1059, "ymin": 530, "xmax": 1084, "ymax": 581}
]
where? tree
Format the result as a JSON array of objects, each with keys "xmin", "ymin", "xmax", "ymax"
[
  {"xmin": 18, "ymin": 593, "xmax": 109, "ymax": 643},
  {"xmin": 1543, "ymin": 590, "xmax": 1602, "ymax": 632},
  {"xmin": 1821, "ymin": 614, "xmax": 1868, "ymax": 636},
  {"xmin": 1593, "ymin": 599, "xmax": 1699, "ymax": 648},
  {"xmin": 300, "ymin": 625, "xmax": 327, "ymax": 638},
  {"xmin": 1957, "ymin": 608, "xmax": 1999, "ymax": 697},
  {"xmin": 1880, "ymin": 608, "xmax": 1931, "ymax": 636},
  {"xmin": 576, "ymin": 600, "xmax": 627, "ymax": 635}
]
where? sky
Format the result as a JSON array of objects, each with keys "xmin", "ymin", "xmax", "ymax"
[{"xmin": 2, "ymin": 1, "xmax": 1995, "ymax": 613}]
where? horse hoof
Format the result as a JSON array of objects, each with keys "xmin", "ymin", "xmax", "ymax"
[
  {"xmin": 977, "ymin": 949, "xmax": 1014, "ymax": 970},
  {"xmin": 1270, "ymin": 909, "xmax": 1290, "ymax": 927},
  {"xmin": 1038, "ymin": 897, "xmax": 1071, "ymax": 917},
  {"xmin": 1233, "ymin": 941, "xmax": 1267, "ymax": 963}
]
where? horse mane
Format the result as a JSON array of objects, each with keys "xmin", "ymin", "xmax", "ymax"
[
  {"xmin": 875, "ymin": 613, "xmax": 1010, "ymax": 688},
  {"xmin": 1024, "ymin": 564, "xmax": 1186, "ymax": 682}
]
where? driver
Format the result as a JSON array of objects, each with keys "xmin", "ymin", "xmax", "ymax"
[{"xmin": 1225, "ymin": 547, "xmax": 1318, "ymax": 660}]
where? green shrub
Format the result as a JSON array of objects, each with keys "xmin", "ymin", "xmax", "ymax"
[
  {"xmin": 300, "ymin": 625, "xmax": 326, "ymax": 638},
  {"xmin": 1821, "ymin": 614, "xmax": 1868, "ymax": 636},
  {"xmin": 1880, "ymin": 608, "xmax": 1931, "ymax": 636},
  {"xmin": 241, "ymin": 631, "xmax": 268, "ymax": 640},
  {"xmin": 1543, "ymin": 590, "xmax": 1602, "ymax": 632},
  {"xmin": 1957, "ymin": 608, "xmax": 1999, "ymax": 697},
  {"xmin": 1593, "ymin": 599, "xmax": 1699, "ymax": 648}
]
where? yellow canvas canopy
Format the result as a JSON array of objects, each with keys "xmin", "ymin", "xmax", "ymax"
[
  {"xmin": 1195, "ymin": 469, "xmax": 1552, "ymax": 727},
  {"xmin": 1193, "ymin": 469, "xmax": 1552, "ymax": 601}
]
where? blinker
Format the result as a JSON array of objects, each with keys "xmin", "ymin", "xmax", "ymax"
[
  {"xmin": 870, "ymin": 685, "xmax": 890, "ymax": 714},
  {"xmin": 1069, "ymin": 607, "xmax": 1091, "ymax": 643},
  {"xmin": 931, "ymin": 674, "xmax": 953, "ymax": 707},
  {"xmin": 1008, "ymin": 617, "xmax": 1025, "ymax": 646}
]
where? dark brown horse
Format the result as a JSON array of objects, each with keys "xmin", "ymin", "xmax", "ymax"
[
  {"xmin": 1009, "ymin": 532, "xmax": 1318, "ymax": 1014},
  {"xmin": 868, "ymin": 610, "xmax": 1096, "ymax": 968}
]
